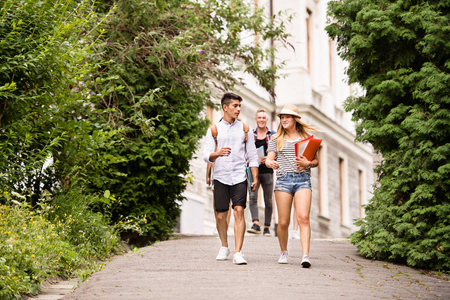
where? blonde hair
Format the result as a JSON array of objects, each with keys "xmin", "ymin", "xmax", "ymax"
[
  {"xmin": 256, "ymin": 108, "xmax": 266, "ymax": 114},
  {"xmin": 274, "ymin": 116, "xmax": 319, "ymax": 151}
]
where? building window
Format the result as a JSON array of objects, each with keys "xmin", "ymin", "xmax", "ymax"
[
  {"xmin": 306, "ymin": 9, "xmax": 312, "ymax": 73},
  {"xmin": 339, "ymin": 157, "xmax": 343, "ymax": 222},
  {"xmin": 254, "ymin": 0, "xmax": 260, "ymax": 45},
  {"xmin": 318, "ymin": 143, "xmax": 329, "ymax": 217},
  {"xmin": 206, "ymin": 105, "xmax": 214, "ymax": 123},
  {"xmin": 318, "ymin": 147, "xmax": 322, "ymax": 213},
  {"xmin": 339, "ymin": 156, "xmax": 349, "ymax": 226},
  {"xmin": 329, "ymin": 39, "xmax": 333, "ymax": 87},
  {"xmin": 358, "ymin": 168, "xmax": 367, "ymax": 218}
]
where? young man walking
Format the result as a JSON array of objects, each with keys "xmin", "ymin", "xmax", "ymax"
[
  {"xmin": 247, "ymin": 108, "xmax": 275, "ymax": 237},
  {"xmin": 203, "ymin": 92, "xmax": 259, "ymax": 265}
]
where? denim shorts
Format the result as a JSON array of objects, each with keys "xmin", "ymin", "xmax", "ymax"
[{"xmin": 274, "ymin": 172, "xmax": 312, "ymax": 195}]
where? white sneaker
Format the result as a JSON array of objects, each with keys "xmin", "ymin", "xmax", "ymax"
[
  {"xmin": 216, "ymin": 247, "xmax": 230, "ymax": 261},
  {"xmin": 301, "ymin": 255, "xmax": 311, "ymax": 268},
  {"xmin": 233, "ymin": 252, "xmax": 247, "ymax": 265},
  {"xmin": 291, "ymin": 230, "xmax": 300, "ymax": 240},
  {"xmin": 278, "ymin": 251, "xmax": 288, "ymax": 264}
]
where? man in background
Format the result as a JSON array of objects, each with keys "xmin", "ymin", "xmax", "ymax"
[{"xmin": 247, "ymin": 108, "xmax": 275, "ymax": 237}]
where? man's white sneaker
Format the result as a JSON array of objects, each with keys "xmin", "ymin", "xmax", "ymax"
[
  {"xmin": 278, "ymin": 251, "xmax": 288, "ymax": 264},
  {"xmin": 216, "ymin": 247, "xmax": 230, "ymax": 261},
  {"xmin": 233, "ymin": 252, "xmax": 247, "ymax": 265},
  {"xmin": 301, "ymin": 255, "xmax": 311, "ymax": 268}
]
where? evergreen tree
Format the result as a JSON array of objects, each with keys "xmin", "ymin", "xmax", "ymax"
[{"xmin": 326, "ymin": 0, "xmax": 450, "ymax": 270}]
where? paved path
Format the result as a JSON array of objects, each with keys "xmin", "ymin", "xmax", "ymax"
[{"xmin": 60, "ymin": 235, "xmax": 448, "ymax": 299}]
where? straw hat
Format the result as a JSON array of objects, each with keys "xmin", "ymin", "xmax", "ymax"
[{"xmin": 276, "ymin": 104, "xmax": 301, "ymax": 119}]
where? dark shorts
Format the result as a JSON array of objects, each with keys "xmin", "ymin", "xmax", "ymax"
[
  {"xmin": 213, "ymin": 180, "xmax": 247, "ymax": 212},
  {"xmin": 274, "ymin": 172, "xmax": 312, "ymax": 196}
]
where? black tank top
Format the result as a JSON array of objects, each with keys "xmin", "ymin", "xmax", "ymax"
[{"xmin": 255, "ymin": 138, "xmax": 273, "ymax": 174}]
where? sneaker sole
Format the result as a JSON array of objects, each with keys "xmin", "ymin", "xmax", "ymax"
[
  {"xmin": 263, "ymin": 233, "xmax": 271, "ymax": 237},
  {"xmin": 233, "ymin": 260, "xmax": 247, "ymax": 265},
  {"xmin": 247, "ymin": 229, "xmax": 261, "ymax": 234},
  {"xmin": 216, "ymin": 257, "xmax": 228, "ymax": 261},
  {"xmin": 278, "ymin": 260, "xmax": 288, "ymax": 264}
]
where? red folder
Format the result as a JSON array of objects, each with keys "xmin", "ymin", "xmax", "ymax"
[{"xmin": 295, "ymin": 135, "xmax": 322, "ymax": 171}]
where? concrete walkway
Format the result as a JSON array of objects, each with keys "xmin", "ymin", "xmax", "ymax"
[{"xmin": 56, "ymin": 235, "xmax": 449, "ymax": 299}]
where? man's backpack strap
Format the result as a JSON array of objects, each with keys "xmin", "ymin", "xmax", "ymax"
[
  {"xmin": 243, "ymin": 123, "xmax": 249, "ymax": 142},
  {"xmin": 210, "ymin": 124, "xmax": 218, "ymax": 152},
  {"xmin": 210, "ymin": 122, "xmax": 249, "ymax": 152},
  {"xmin": 243, "ymin": 123, "xmax": 249, "ymax": 155}
]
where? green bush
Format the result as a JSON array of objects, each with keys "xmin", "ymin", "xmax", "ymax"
[
  {"xmin": 0, "ymin": 0, "xmax": 112, "ymax": 204},
  {"xmin": 0, "ymin": 202, "xmax": 79, "ymax": 298},
  {"xmin": 85, "ymin": 0, "xmax": 291, "ymax": 243},
  {"xmin": 0, "ymin": 190, "xmax": 121, "ymax": 299},
  {"xmin": 44, "ymin": 189, "xmax": 121, "ymax": 260},
  {"xmin": 1, "ymin": 0, "xmax": 292, "ymax": 250},
  {"xmin": 326, "ymin": 0, "xmax": 450, "ymax": 271}
]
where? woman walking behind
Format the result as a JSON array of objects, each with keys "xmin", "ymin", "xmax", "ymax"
[{"xmin": 265, "ymin": 105, "xmax": 319, "ymax": 268}]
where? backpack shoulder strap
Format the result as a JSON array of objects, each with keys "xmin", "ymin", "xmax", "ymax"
[
  {"xmin": 243, "ymin": 123, "xmax": 249, "ymax": 142},
  {"xmin": 243, "ymin": 123, "xmax": 249, "ymax": 156},
  {"xmin": 210, "ymin": 124, "xmax": 218, "ymax": 152},
  {"xmin": 210, "ymin": 123, "xmax": 248, "ymax": 152}
]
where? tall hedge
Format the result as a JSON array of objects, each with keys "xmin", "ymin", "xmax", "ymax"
[
  {"xmin": 0, "ymin": 0, "xmax": 108, "ymax": 204},
  {"xmin": 326, "ymin": 0, "xmax": 450, "ymax": 270}
]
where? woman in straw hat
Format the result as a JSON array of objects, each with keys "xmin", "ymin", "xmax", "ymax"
[{"xmin": 265, "ymin": 104, "xmax": 319, "ymax": 268}]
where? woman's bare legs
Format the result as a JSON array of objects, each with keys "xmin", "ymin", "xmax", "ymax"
[
  {"xmin": 294, "ymin": 188, "xmax": 312, "ymax": 256},
  {"xmin": 275, "ymin": 191, "xmax": 293, "ymax": 252}
]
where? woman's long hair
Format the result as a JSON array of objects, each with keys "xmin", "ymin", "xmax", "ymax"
[{"xmin": 274, "ymin": 115, "xmax": 319, "ymax": 151}]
